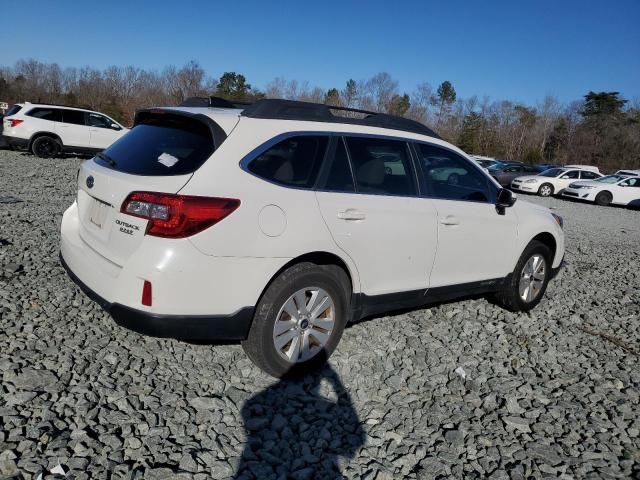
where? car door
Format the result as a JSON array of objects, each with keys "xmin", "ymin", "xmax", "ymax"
[
  {"xmin": 555, "ymin": 169, "xmax": 580, "ymax": 190},
  {"xmin": 414, "ymin": 143, "xmax": 518, "ymax": 287},
  {"xmin": 88, "ymin": 112, "xmax": 123, "ymax": 149},
  {"xmin": 616, "ymin": 177, "xmax": 640, "ymax": 204},
  {"xmin": 57, "ymin": 109, "xmax": 91, "ymax": 147},
  {"xmin": 315, "ymin": 136, "xmax": 438, "ymax": 296}
]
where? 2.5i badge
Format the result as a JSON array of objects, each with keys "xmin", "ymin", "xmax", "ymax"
[{"xmin": 115, "ymin": 218, "xmax": 141, "ymax": 236}]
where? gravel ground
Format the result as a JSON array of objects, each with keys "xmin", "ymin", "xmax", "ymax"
[{"xmin": 1, "ymin": 149, "xmax": 639, "ymax": 480}]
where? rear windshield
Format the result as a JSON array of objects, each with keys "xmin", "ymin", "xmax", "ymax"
[
  {"xmin": 5, "ymin": 105, "xmax": 22, "ymax": 116},
  {"xmin": 95, "ymin": 113, "xmax": 215, "ymax": 176}
]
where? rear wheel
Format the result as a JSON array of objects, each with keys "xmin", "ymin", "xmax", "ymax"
[
  {"xmin": 538, "ymin": 183, "xmax": 554, "ymax": 197},
  {"xmin": 494, "ymin": 240, "xmax": 552, "ymax": 312},
  {"xmin": 595, "ymin": 191, "xmax": 612, "ymax": 206},
  {"xmin": 242, "ymin": 262, "xmax": 350, "ymax": 378},
  {"xmin": 32, "ymin": 136, "xmax": 61, "ymax": 158}
]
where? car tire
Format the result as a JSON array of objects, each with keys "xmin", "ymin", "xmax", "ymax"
[
  {"xmin": 31, "ymin": 136, "xmax": 61, "ymax": 158},
  {"xmin": 595, "ymin": 191, "xmax": 612, "ymax": 206},
  {"xmin": 493, "ymin": 240, "xmax": 552, "ymax": 312},
  {"xmin": 242, "ymin": 262, "xmax": 350, "ymax": 378},
  {"xmin": 538, "ymin": 183, "xmax": 554, "ymax": 197}
]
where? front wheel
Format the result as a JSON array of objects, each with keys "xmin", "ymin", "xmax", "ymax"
[
  {"xmin": 595, "ymin": 191, "xmax": 612, "ymax": 206},
  {"xmin": 242, "ymin": 262, "xmax": 350, "ymax": 378},
  {"xmin": 538, "ymin": 183, "xmax": 554, "ymax": 197},
  {"xmin": 493, "ymin": 240, "xmax": 552, "ymax": 312}
]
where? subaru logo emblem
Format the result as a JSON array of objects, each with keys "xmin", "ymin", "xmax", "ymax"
[{"xmin": 86, "ymin": 176, "xmax": 94, "ymax": 188}]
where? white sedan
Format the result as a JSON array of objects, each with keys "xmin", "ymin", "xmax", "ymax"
[
  {"xmin": 511, "ymin": 168, "xmax": 602, "ymax": 197},
  {"xmin": 561, "ymin": 175, "xmax": 640, "ymax": 206}
]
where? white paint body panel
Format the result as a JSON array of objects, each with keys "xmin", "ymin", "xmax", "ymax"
[{"xmin": 60, "ymin": 109, "xmax": 565, "ymax": 321}]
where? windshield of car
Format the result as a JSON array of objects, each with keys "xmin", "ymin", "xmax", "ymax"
[
  {"xmin": 597, "ymin": 175, "xmax": 627, "ymax": 184},
  {"xmin": 487, "ymin": 164, "xmax": 504, "ymax": 171},
  {"xmin": 538, "ymin": 168, "xmax": 564, "ymax": 177},
  {"xmin": 95, "ymin": 113, "xmax": 215, "ymax": 176}
]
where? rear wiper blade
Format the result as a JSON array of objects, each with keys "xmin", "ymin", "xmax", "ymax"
[{"xmin": 96, "ymin": 151, "xmax": 117, "ymax": 167}]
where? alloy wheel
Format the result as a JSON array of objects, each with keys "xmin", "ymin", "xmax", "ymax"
[
  {"xmin": 272, "ymin": 287, "xmax": 335, "ymax": 363},
  {"xmin": 519, "ymin": 254, "xmax": 547, "ymax": 303}
]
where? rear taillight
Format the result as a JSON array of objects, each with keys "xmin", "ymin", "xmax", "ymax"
[
  {"xmin": 8, "ymin": 119, "xmax": 23, "ymax": 128},
  {"xmin": 121, "ymin": 192, "xmax": 240, "ymax": 238}
]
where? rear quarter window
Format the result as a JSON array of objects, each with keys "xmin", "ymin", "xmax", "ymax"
[
  {"xmin": 95, "ymin": 113, "xmax": 215, "ymax": 176},
  {"xmin": 247, "ymin": 136, "xmax": 329, "ymax": 189}
]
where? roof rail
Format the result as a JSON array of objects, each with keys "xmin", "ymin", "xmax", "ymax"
[
  {"xmin": 180, "ymin": 96, "xmax": 251, "ymax": 109},
  {"xmin": 241, "ymin": 99, "xmax": 440, "ymax": 138}
]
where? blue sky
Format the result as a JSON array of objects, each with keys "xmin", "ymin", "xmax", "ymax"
[{"xmin": 1, "ymin": 0, "xmax": 638, "ymax": 104}]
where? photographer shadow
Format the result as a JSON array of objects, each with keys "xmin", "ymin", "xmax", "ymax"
[{"xmin": 235, "ymin": 364, "xmax": 364, "ymax": 479}]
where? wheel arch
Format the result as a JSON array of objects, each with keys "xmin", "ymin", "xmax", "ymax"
[
  {"xmin": 29, "ymin": 131, "xmax": 63, "ymax": 151},
  {"xmin": 529, "ymin": 232, "xmax": 557, "ymax": 261},
  {"xmin": 269, "ymin": 251, "xmax": 357, "ymax": 293}
]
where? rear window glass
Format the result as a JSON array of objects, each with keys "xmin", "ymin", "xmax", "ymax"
[
  {"xmin": 247, "ymin": 136, "xmax": 328, "ymax": 189},
  {"xmin": 27, "ymin": 108, "xmax": 62, "ymax": 122},
  {"xmin": 95, "ymin": 114, "xmax": 215, "ymax": 176},
  {"xmin": 5, "ymin": 105, "xmax": 22, "ymax": 116}
]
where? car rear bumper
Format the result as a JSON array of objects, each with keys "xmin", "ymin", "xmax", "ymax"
[
  {"xmin": 2, "ymin": 135, "xmax": 29, "ymax": 150},
  {"xmin": 60, "ymin": 253, "xmax": 254, "ymax": 339},
  {"xmin": 59, "ymin": 201, "xmax": 288, "ymax": 340}
]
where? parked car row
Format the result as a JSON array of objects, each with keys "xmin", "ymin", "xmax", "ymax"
[
  {"xmin": 1, "ymin": 102, "xmax": 128, "ymax": 157},
  {"xmin": 509, "ymin": 165, "xmax": 640, "ymax": 207}
]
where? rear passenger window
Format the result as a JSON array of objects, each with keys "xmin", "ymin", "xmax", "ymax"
[
  {"xmin": 317, "ymin": 138, "xmax": 355, "ymax": 192},
  {"xmin": 580, "ymin": 171, "xmax": 599, "ymax": 180},
  {"xmin": 248, "ymin": 136, "xmax": 328, "ymax": 189},
  {"xmin": 27, "ymin": 108, "xmax": 62, "ymax": 122},
  {"xmin": 62, "ymin": 109, "xmax": 86, "ymax": 125},
  {"xmin": 416, "ymin": 144, "xmax": 492, "ymax": 202},
  {"xmin": 345, "ymin": 137, "xmax": 416, "ymax": 196}
]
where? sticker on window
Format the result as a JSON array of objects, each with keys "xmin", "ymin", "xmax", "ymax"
[{"xmin": 158, "ymin": 152, "xmax": 179, "ymax": 167}]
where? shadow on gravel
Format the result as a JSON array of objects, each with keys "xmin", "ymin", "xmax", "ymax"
[{"xmin": 235, "ymin": 364, "xmax": 364, "ymax": 479}]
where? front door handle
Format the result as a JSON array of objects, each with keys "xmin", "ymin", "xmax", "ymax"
[
  {"xmin": 337, "ymin": 209, "xmax": 366, "ymax": 221},
  {"xmin": 440, "ymin": 215, "xmax": 460, "ymax": 226}
]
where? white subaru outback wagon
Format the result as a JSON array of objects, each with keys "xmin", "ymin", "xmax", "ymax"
[{"xmin": 60, "ymin": 97, "xmax": 565, "ymax": 377}]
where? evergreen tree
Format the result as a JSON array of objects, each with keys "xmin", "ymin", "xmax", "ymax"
[{"xmin": 388, "ymin": 94, "xmax": 410, "ymax": 116}]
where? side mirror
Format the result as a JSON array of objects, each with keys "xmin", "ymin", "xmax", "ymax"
[
  {"xmin": 110, "ymin": 123, "xmax": 121, "ymax": 131},
  {"xmin": 560, "ymin": 175, "xmax": 571, "ymax": 179},
  {"xmin": 496, "ymin": 188, "xmax": 516, "ymax": 215}
]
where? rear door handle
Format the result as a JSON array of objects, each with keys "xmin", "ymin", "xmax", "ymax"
[
  {"xmin": 440, "ymin": 215, "xmax": 460, "ymax": 226},
  {"xmin": 337, "ymin": 209, "xmax": 366, "ymax": 221}
]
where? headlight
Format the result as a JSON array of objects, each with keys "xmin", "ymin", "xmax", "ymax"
[
  {"xmin": 580, "ymin": 186, "xmax": 595, "ymax": 190},
  {"xmin": 551, "ymin": 213, "xmax": 563, "ymax": 229},
  {"xmin": 525, "ymin": 179, "xmax": 538, "ymax": 184}
]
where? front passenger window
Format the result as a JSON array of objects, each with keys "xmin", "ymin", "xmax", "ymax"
[
  {"xmin": 416, "ymin": 144, "xmax": 492, "ymax": 202},
  {"xmin": 88, "ymin": 113, "xmax": 113, "ymax": 129},
  {"xmin": 561, "ymin": 170, "xmax": 580, "ymax": 179}
]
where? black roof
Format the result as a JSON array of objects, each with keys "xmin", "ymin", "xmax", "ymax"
[{"xmin": 180, "ymin": 96, "xmax": 440, "ymax": 138}]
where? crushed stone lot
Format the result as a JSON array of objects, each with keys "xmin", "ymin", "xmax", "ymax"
[{"xmin": 1, "ymin": 149, "xmax": 639, "ymax": 480}]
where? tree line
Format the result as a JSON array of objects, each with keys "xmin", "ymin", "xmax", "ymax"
[{"xmin": 1, "ymin": 59, "xmax": 638, "ymax": 171}]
